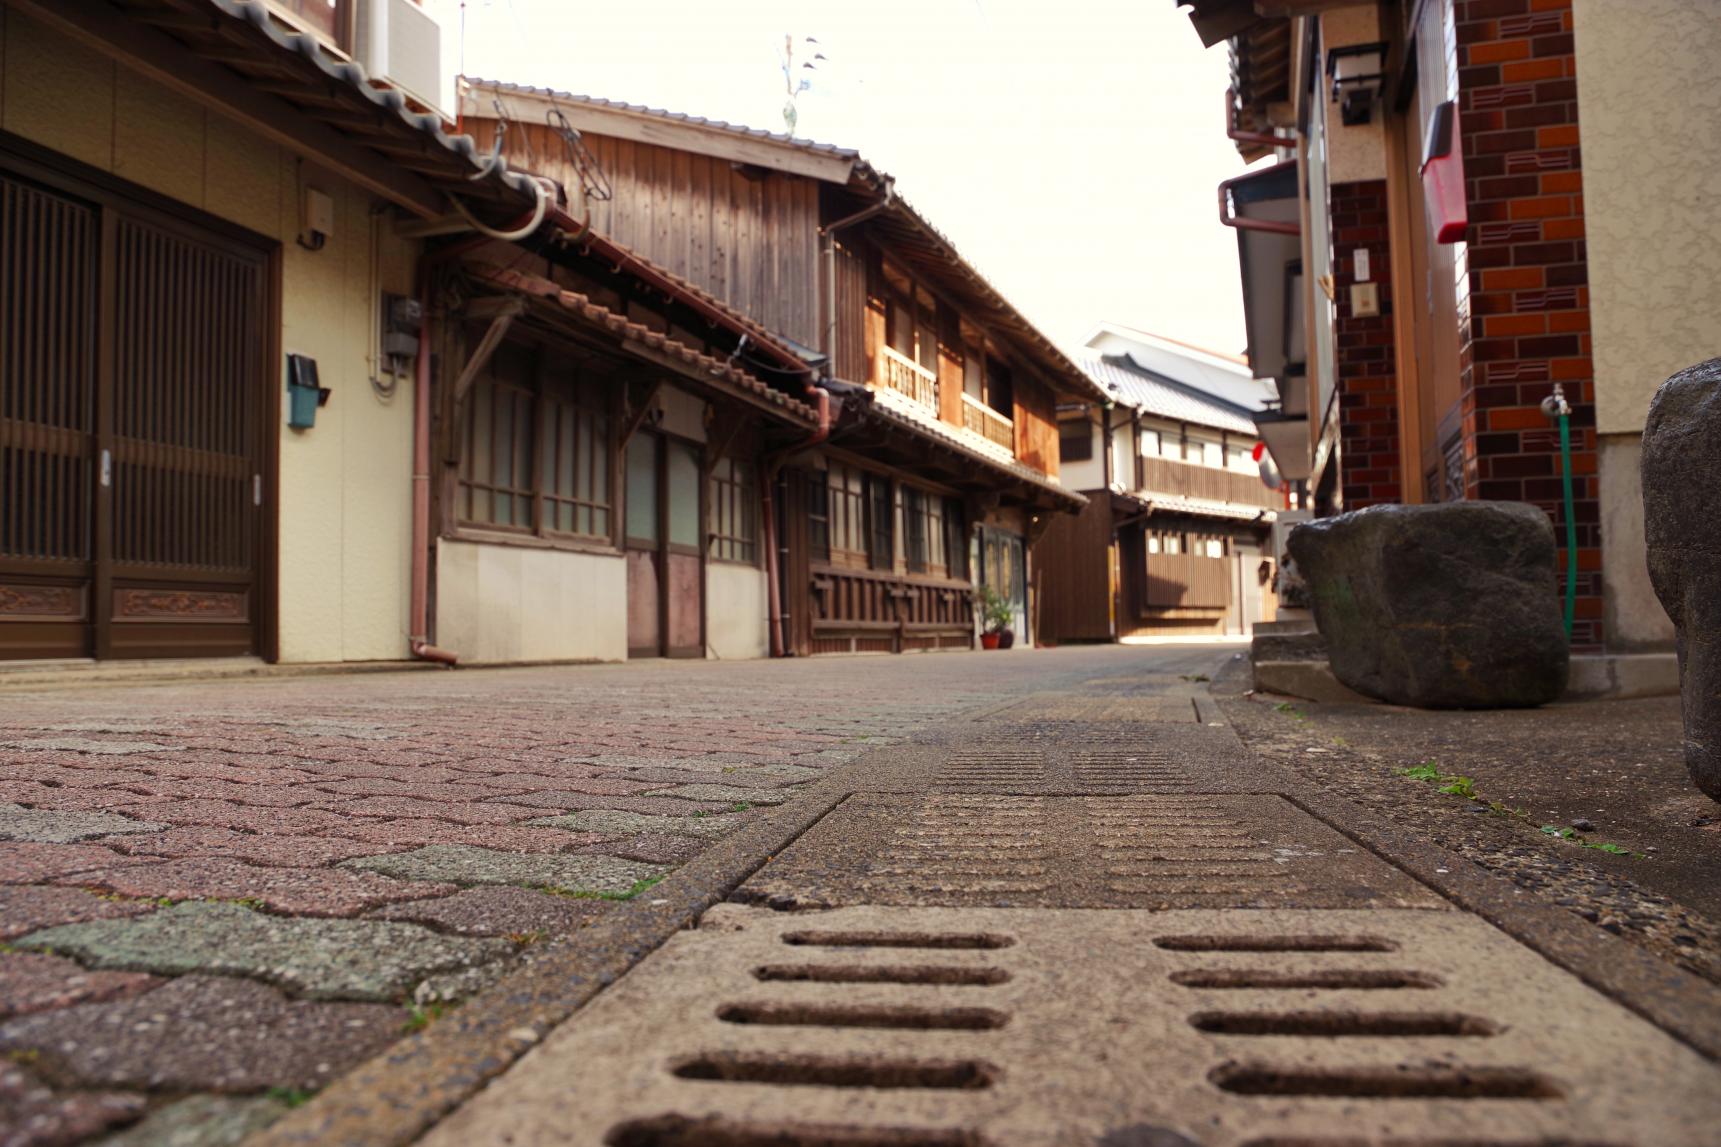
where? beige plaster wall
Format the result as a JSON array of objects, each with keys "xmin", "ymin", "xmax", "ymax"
[
  {"xmin": 1319, "ymin": 6, "xmax": 1387, "ymax": 186},
  {"xmin": 436, "ymin": 540, "xmax": 627, "ymax": 664},
  {"xmin": 0, "ymin": 7, "xmax": 417, "ymax": 663},
  {"xmin": 706, "ymin": 562, "xmax": 767, "ymax": 660},
  {"xmin": 1574, "ymin": 0, "xmax": 1721, "ymax": 436},
  {"xmin": 1597, "ymin": 435, "xmax": 1674, "ymax": 650}
]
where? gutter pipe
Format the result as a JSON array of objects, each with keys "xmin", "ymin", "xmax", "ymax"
[{"xmin": 1219, "ymin": 87, "xmax": 1300, "ymax": 237}]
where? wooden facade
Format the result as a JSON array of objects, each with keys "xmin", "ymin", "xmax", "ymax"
[{"xmin": 463, "ymin": 85, "xmax": 1099, "ymax": 658}]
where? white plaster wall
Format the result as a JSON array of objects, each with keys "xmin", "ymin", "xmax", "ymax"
[
  {"xmin": 1061, "ymin": 419, "xmax": 1105, "ymax": 491},
  {"xmin": 1574, "ymin": 0, "xmax": 1721, "ymax": 436},
  {"xmin": 1110, "ymin": 418, "xmax": 1135, "ymax": 493},
  {"xmin": 436, "ymin": 540, "xmax": 627, "ymax": 664},
  {"xmin": 706, "ymin": 563, "xmax": 767, "ymax": 660},
  {"xmin": 0, "ymin": 7, "xmax": 416, "ymax": 663}
]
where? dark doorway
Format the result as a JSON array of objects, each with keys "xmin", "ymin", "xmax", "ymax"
[{"xmin": 625, "ymin": 430, "xmax": 704, "ymax": 658}]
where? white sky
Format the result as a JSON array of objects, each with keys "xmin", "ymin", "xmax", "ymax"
[{"xmin": 428, "ymin": 0, "xmax": 1251, "ymax": 357}]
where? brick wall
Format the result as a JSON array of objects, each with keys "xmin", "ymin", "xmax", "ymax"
[
  {"xmin": 1330, "ymin": 179, "xmax": 1401, "ymax": 509},
  {"xmin": 1454, "ymin": 0, "xmax": 1601, "ymax": 646}
]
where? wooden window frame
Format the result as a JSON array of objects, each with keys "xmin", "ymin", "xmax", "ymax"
[
  {"xmin": 455, "ymin": 339, "xmax": 618, "ymax": 551},
  {"xmin": 708, "ymin": 454, "xmax": 758, "ymax": 566}
]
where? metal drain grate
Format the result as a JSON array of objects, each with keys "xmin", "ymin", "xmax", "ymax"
[
  {"xmin": 418, "ymin": 906, "xmax": 1720, "ymax": 1147},
  {"xmin": 734, "ymin": 795, "xmax": 1443, "ymax": 910}
]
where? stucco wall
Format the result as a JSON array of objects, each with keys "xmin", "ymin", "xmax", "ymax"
[
  {"xmin": 1061, "ymin": 420, "xmax": 1106, "ymax": 491},
  {"xmin": 1318, "ymin": 6, "xmax": 1388, "ymax": 186},
  {"xmin": 436, "ymin": 540, "xmax": 627, "ymax": 664},
  {"xmin": 1574, "ymin": 0, "xmax": 1721, "ymax": 436},
  {"xmin": 0, "ymin": 7, "xmax": 417, "ymax": 663},
  {"xmin": 706, "ymin": 563, "xmax": 767, "ymax": 660}
]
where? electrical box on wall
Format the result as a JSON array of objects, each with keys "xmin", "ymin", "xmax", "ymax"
[{"xmin": 1350, "ymin": 282, "xmax": 1381, "ymax": 318}]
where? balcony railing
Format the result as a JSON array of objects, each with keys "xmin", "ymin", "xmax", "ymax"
[
  {"xmin": 877, "ymin": 346, "xmax": 938, "ymax": 411},
  {"xmin": 1136, "ymin": 454, "xmax": 1280, "ymax": 509},
  {"xmin": 962, "ymin": 393, "xmax": 1014, "ymax": 453}
]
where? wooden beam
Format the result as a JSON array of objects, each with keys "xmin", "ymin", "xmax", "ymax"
[
  {"xmin": 9, "ymin": 0, "xmax": 448, "ymax": 218},
  {"xmin": 451, "ymin": 299, "xmax": 525, "ymax": 406},
  {"xmin": 617, "ymin": 380, "xmax": 665, "ymax": 451},
  {"xmin": 700, "ymin": 405, "xmax": 751, "ymax": 478}
]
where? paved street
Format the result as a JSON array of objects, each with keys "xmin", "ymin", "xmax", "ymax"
[{"xmin": 1, "ymin": 646, "xmax": 1718, "ymax": 1146}]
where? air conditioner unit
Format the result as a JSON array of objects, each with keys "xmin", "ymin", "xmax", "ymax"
[{"xmin": 354, "ymin": 0, "xmax": 451, "ymax": 122}]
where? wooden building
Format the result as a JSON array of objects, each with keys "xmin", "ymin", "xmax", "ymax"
[
  {"xmin": 1036, "ymin": 338, "xmax": 1279, "ymax": 643},
  {"xmin": 460, "ymin": 82, "xmax": 1106, "ymax": 658}
]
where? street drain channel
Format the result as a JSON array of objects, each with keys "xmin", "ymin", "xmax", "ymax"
[
  {"xmin": 418, "ymin": 906, "xmax": 1720, "ymax": 1147},
  {"xmin": 732, "ymin": 795, "xmax": 1444, "ymax": 910}
]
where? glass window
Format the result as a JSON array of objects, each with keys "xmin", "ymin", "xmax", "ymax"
[
  {"xmin": 624, "ymin": 434, "xmax": 658, "ymax": 544},
  {"xmin": 1147, "ymin": 535, "xmax": 1161, "ymax": 555},
  {"xmin": 708, "ymin": 456, "xmax": 756, "ymax": 564},
  {"xmin": 822, "ymin": 461, "xmax": 870, "ymax": 565},
  {"xmin": 1138, "ymin": 428, "xmax": 1159, "ymax": 457},
  {"xmin": 1059, "ymin": 422, "xmax": 1093, "ymax": 462},
  {"xmin": 1205, "ymin": 538, "xmax": 1225, "ymax": 558},
  {"xmin": 667, "ymin": 440, "xmax": 700, "ymax": 548},
  {"xmin": 459, "ymin": 342, "xmax": 614, "ymax": 542}
]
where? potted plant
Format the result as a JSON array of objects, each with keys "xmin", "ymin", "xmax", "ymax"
[{"xmin": 975, "ymin": 585, "xmax": 1015, "ymax": 650}]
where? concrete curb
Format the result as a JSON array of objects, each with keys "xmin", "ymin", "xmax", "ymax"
[{"xmin": 245, "ymin": 769, "xmax": 866, "ymax": 1147}]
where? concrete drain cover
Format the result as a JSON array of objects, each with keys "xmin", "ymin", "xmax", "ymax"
[
  {"xmin": 732, "ymin": 795, "xmax": 1443, "ymax": 911},
  {"xmin": 419, "ymin": 905, "xmax": 1721, "ymax": 1147}
]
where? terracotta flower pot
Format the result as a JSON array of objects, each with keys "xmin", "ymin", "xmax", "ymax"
[
  {"xmin": 998, "ymin": 629, "xmax": 1015, "ymax": 650},
  {"xmin": 980, "ymin": 632, "xmax": 1002, "ymax": 650}
]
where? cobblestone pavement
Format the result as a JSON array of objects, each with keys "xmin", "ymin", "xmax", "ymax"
[{"xmin": 0, "ymin": 647, "xmax": 1178, "ymax": 1146}]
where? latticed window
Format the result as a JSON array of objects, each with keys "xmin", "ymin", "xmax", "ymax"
[
  {"xmin": 458, "ymin": 342, "xmax": 613, "ymax": 542},
  {"xmin": 902, "ymin": 486, "xmax": 950, "ymax": 575},
  {"xmin": 825, "ymin": 462, "xmax": 870, "ymax": 566},
  {"xmin": 708, "ymin": 456, "xmax": 757, "ymax": 564}
]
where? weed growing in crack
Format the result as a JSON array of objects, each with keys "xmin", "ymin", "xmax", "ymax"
[
  {"xmin": 402, "ymin": 1001, "xmax": 457, "ymax": 1033},
  {"xmin": 265, "ymin": 1087, "xmax": 315, "ymax": 1108},
  {"xmin": 504, "ymin": 930, "xmax": 547, "ymax": 946},
  {"xmin": 731, "ymin": 802, "xmax": 754, "ymax": 812},
  {"xmin": 541, "ymin": 875, "xmax": 666, "ymax": 902},
  {"xmin": 1402, "ymin": 762, "xmax": 1642, "ymax": 858},
  {"xmin": 1540, "ymin": 825, "xmax": 1641, "ymax": 858},
  {"xmin": 1180, "ymin": 673, "xmax": 1211, "ymax": 683},
  {"xmin": 1273, "ymin": 701, "xmax": 1306, "ymax": 721}
]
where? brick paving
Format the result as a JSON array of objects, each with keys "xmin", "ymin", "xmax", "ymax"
[{"xmin": 0, "ymin": 649, "xmax": 1140, "ymax": 1146}]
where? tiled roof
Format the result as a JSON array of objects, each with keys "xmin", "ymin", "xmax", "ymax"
[
  {"xmin": 1077, "ymin": 356, "xmax": 1260, "ymax": 437},
  {"xmin": 470, "ymin": 266, "xmax": 820, "ymax": 425},
  {"xmin": 464, "ymin": 79, "xmax": 862, "ymax": 160}
]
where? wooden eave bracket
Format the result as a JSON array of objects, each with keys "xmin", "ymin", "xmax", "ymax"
[
  {"xmin": 452, "ymin": 297, "xmax": 527, "ymax": 407},
  {"xmin": 618, "ymin": 380, "xmax": 666, "ymax": 450},
  {"xmin": 701, "ymin": 405, "xmax": 752, "ymax": 478}
]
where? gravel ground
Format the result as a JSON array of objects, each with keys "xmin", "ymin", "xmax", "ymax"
[{"xmin": 1214, "ymin": 653, "xmax": 1721, "ymax": 984}]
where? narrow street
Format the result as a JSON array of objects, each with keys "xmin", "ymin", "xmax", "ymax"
[{"xmin": 3, "ymin": 647, "xmax": 1716, "ymax": 1145}]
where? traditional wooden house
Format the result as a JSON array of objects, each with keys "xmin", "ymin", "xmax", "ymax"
[
  {"xmin": 460, "ymin": 82, "xmax": 1107, "ymax": 657},
  {"xmin": 1036, "ymin": 332, "xmax": 1280, "ymax": 643}
]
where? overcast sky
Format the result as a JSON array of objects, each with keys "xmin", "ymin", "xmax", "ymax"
[{"xmin": 429, "ymin": 0, "xmax": 1251, "ymax": 357}]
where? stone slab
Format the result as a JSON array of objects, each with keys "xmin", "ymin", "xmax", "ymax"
[
  {"xmin": 0, "ymin": 886, "xmax": 158, "ymax": 940},
  {"xmin": 0, "ymin": 974, "xmax": 402, "ymax": 1091},
  {"xmin": 341, "ymin": 845, "xmax": 666, "ymax": 896},
  {"xmin": 640, "ymin": 784, "xmax": 787, "ymax": 806},
  {"xmin": 98, "ymin": 827, "xmax": 393, "ymax": 867},
  {"xmin": 94, "ymin": 1094, "xmax": 289, "ymax": 1147},
  {"xmin": 56, "ymin": 858, "xmax": 455, "ymax": 917},
  {"xmin": 528, "ymin": 810, "xmax": 748, "ymax": 840},
  {"xmin": 0, "ymin": 843, "xmax": 131, "ymax": 885},
  {"xmin": 1251, "ymin": 659, "xmax": 1375, "ymax": 705},
  {"xmin": 0, "ymin": 806, "xmax": 165, "ymax": 843},
  {"xmin": 366, "ymin": 886, "xmax": 610, "ymax": 938},
  {"xmin": 0, "ymin": 1062, "xmax": 144, "ymax": 1146},
  {"xmin": 14, "ymin": 902, "xmax": 510, "ymax": 1002},
  {"xmin": 0, "ymin": 951, "xmax": 160, "ymax": 1019}
]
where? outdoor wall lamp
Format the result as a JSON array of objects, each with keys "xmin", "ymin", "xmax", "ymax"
[{"xmin": 1327, "ymin": 42, "xmax": 1388, "ymax": 126}]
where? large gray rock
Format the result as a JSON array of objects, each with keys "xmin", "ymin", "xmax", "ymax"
[
  {"xmin": 1642, "ymin": 358, "xmax": 1721, "ymax": 801},
  {"xmin": 1287, "ymin": 502, "xmax": 1568, "ymax": 708}
]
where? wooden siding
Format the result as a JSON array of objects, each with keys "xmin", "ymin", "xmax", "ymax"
[
  {"xmin": 1031, "ymin": 495, "xmax": 1113, "ymax": 643},
  {"xmin": 1143, "ymin": 552, "xmax": 1232, "ymax": 610},
  {"xmin": 1138, "ymin": 455, "xmax": 1279, "ymax": 508},
  {"xmin": 832, "ymin": 238, "xmax": 867, "ymax": 381},
  {"xmin": 1012, "ymin": 376, "xmax": 1059, "ymax": 477},
  {"xmin": 475, "ymin": 121, "xmax": 823, "ymax": 349}
]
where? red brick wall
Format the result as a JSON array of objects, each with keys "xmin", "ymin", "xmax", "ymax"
[
  {"xmin": 1454, "ymin": 0, "xmax": 1601, "ymax": 646},
  {"xmin": 1330, "ymin": 179, "xmax": 1400, "ymax": 510}
]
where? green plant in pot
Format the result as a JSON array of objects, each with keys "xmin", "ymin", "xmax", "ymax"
[{"xmin": 975, "ymin": 585, "xmax": 1015, "ymax": 650}]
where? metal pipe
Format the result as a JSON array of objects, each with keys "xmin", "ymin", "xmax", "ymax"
[
  {"xmin": 1218, "ymin": 161, "xmax": 1302, "ymax": 236},
  {"xmin": 821, "ymin": 180, "xmax": 896, "ymax": 360},
  {"xmin": 409, "ymin": 271, "xmax": 457, "ymax": 666},
  {"xmin": 1225, "ymin": 86, "xmax": 1285, "ymax": 150}
]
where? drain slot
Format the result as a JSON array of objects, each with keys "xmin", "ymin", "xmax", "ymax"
[
  {"xmin": 783, "ymin": 931, "xmax": 1014, "ymax": 950},
  {"xmin": 606, "ymin": 1115, "xmax": 989, "ymax": 1147},
  {"xmin": 1173, "ymin": 969, "xmax": 1441, "ymax": 990},
  {"xmin": 1157, "ymin": 935, "xmax": 1397, "ymax": 953},
  {"xmin": 1190, "ymin": 1010, "xmax": 1500, "ymax": 1037},
  {"xmin": 673, "ymin": 1052, "xmax": 998, "ymax": 1090},
  {"xmin": 756, "ymin": 963, "xmax": 1009, "ymax": 986},
  {"xmin": 718, "ymin": 1002, "xmax": 1008, "ymax": 1031},
  {"xmin": 1211, "ymin": 1062, "xmax": 1561, "ymax": 1099}
]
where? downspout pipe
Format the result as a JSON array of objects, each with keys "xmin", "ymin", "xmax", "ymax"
[
  {"xmin": 820, "ymin": 178, "xmax": 896, "ymax": 358},
  {"xmin": 1219, "ymin": 87, "xmax": 1300, "ymax": 237}
]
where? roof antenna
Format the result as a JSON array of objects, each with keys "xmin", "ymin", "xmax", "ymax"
[{"xmin": 781, "ymin": 34, "xmax": 825, "ymax": 135}]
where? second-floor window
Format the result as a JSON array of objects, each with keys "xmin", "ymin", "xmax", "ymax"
[{"xmin": 883, "ymin": 261, "xmax": 939, "ymax": 376}]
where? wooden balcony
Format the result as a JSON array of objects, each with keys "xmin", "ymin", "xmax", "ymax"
[
  {"xmin": 1136, "ymin": 455, "xmax": 1280, "ymax": 509},
  {"xmin": 876, "ymin": 345, "xmax": 938, "ymax": 411},
  {"xmin": 962, "ymin": 393, "xmax": 1014, "ymax": 453}
]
